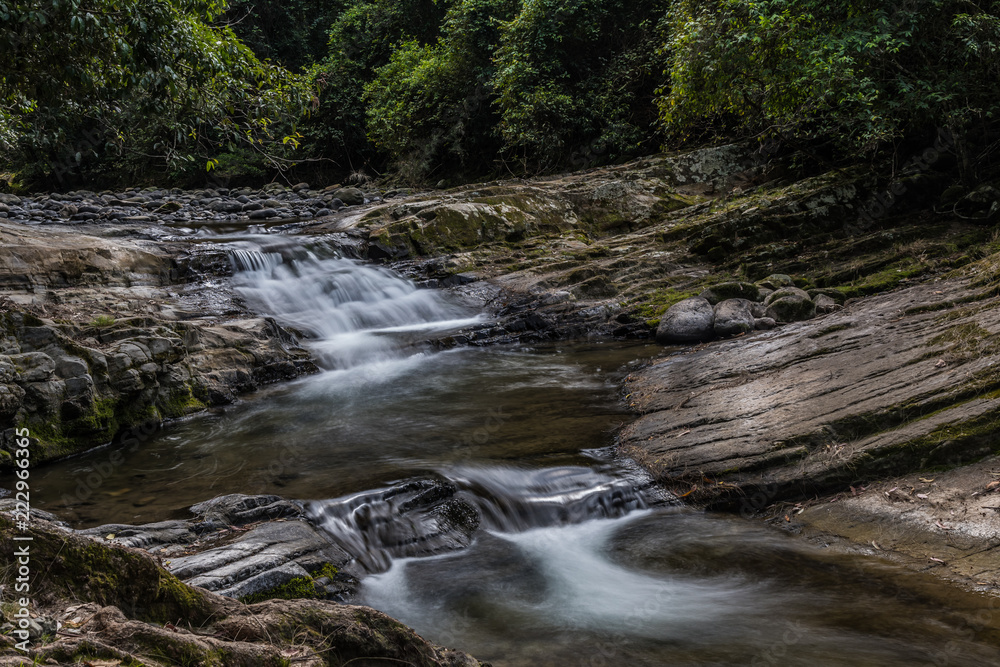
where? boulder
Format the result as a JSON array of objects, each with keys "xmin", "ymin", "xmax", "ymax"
[
  {"xmin": 713, "ymin": 298, "xmax": 756, "ymax": 337},
  {"xmin": 758, "ymin": 273, "xmax": 795, "ymax": 290},
  {"xmin": 765, "ymin": 287, "xmax": 817, "ymax": 322},
  {"xmin": 655, "ymin": 297, "xmax": 715, "ymax": 344},
  {"xmin": 814, "ymin": 293, "xmax": 840, "ymax": 314},
  {"xmin": 331, "ymin": 187, "xmax": 365, "ymax": 206},
  {"xmin": 699, "ymin": 281, "xmax": 762, "ymax": 305}
]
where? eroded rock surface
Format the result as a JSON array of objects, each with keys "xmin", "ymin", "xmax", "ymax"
[
  {"xmin": 0, "ymin": 509, "xmax": 482, "ymax": 666},
  {"xmin": 621, "ymin": 270, "xmax": 1000, "ymax": 511}
]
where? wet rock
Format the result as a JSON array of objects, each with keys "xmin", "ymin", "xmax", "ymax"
[
  {"xmin": 655, "ymin": 297, "xmax": 715, "ymax": 344},
  {"xmin": 621, "ymin": 279, "xmax": 1000, "ymax": 509},
  {"xmin": 713, "ymin": 298, "xmax": 756, "ymax": 337},
  {"xmin": 0, "ymin": 513, "xmax": 480, "ymax": 666}
]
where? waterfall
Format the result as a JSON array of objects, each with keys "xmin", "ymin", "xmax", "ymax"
[{"xmin": 227, "ymin": 237, "xmax": 480, "ymax": 369}]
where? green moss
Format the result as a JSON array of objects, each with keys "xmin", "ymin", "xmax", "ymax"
[
  {"xmin": 240, "ymin": 576, "xmax": 320, "ymax": 605},
  {"xmin": 160, "ymin": 386, "xmax": 207, "ymax": 419},
  {"xmin": 632, "ymin": 287, "xmax": 700, "ymax": 326},
  {"xmin": 79, "ymin": 396, "xmax": 118, "ymax": 434},
  {"xmin": 835, "ymin": 259, "xmax": 929, "ymax": 299},
  {"xmin": 238, "ymin": 563, "xmax": 340, "ymax": 605}
]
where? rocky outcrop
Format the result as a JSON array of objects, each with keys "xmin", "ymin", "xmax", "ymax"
[
  {"xmin": 0, "ymin": 511, "xmax": 481, "ymax": 666},
  {"xmin": 0, "ymin": 309, "xmax": 315, "ymax": 467},
  {"xmin": 620, "ymin": 267, "xmax": 1000, "ymax": 510}
]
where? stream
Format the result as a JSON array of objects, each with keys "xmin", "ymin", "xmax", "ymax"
[{"xmin": 19, "ymin": 235, "xmax": 1000, "ymax": 665}]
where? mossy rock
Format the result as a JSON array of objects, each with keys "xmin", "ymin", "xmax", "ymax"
[
  {"xmin": 699, "ymin": 281, "xmax": 762, "ymax": 304},
  {"xmin": 758, "ymin": 273, "xmax": 795, "ymax": 290},
  {"xmin": 765, "ymin": 294, "xmax": 817, "ymax": 323},
  {"xmin": 0, "ymin": 515, "xmax": 214, "ymax": 625}
]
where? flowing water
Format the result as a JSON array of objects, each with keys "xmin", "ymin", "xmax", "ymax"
[{"xmin": 15, "ymin": 236, "xmax": 1000, "ymax": 665}]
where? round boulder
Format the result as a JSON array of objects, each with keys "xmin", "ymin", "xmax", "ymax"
[
  {"xmin": 699, "ymin": 281, "xmax": 762, "ymax": 305},
  {"xmin": 655, "ymin": 297, "xmax": 715, "ymax": 344},
  {"xmin": 713, "ymin": 298, "xmax": 755, "ymax": 337},
  {"xmin": 765, "ymin": 287, "xmax": 816, "ymax": 322}
]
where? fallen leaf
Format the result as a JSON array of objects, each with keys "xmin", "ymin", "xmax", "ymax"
[
  {"xmin": 935, "ymin": 521, "xmax": 952, "ymax": 530},
  {"xmin": 934, "ymin": 359, "xmax": 947, "ymax": 368},
  {"xmin": 916, "ymin": 493, "xmax": 929, "ymax": 499},
  {"xmin": 784, "ymin": 515, "xmax": 791, "ymax": 522},
  {"xmin": 919, "ymin": 477, "xmax": 935, "ymax": 483},
  {"xmin": 104, "ymin": 533, "xmax": 115, "ymax": 540},
  {"xmin": 84, "ymin": 661, "xmax": 121, "ymax": 667},
  {"xmin": 987, "ymin": 481, "xmax": 1000, "ymax": 490},
  {"xmin": 871, "ymin": 541, "xmax": 882, "ymax": 550},
  {"xmin": 929, "ymin": 557, "xmax": 946, "ymax": 564}
]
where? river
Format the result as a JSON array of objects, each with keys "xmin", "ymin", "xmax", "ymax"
[{"xmin": 20, "ymin": 234, "xmax": 1000, "ymax": 665}]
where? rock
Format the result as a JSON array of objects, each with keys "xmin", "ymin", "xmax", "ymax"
[
  {"xmin": 713, "ymin": 298, "xmax": 756, "ymax": 337},
  {"xmin": 655, "ymin": 297, "xmax": 715, "ymax": 344},
  {"xmin": 248, "ymin": 208, "xmax": 278, "ymax": 220},
  {"xmin": 621, "ymin": 279, "xmax": 1000, "ymax": 510},
  {"xmin": 813, "ymin": 293, "xmax": 839, "ymax": 313},
  {"xmin": 753, "ymin": 316, "xmax": 777, "ymax": 330},
  {"xmin": 0, "ymin": 513, "xmax": 480, "ymax": 666},
  {"xmin": 765, "ymin": 287, "xmax": 816, "ymax": 322},
  {"xmin": 758, "ymin": 273, "xmax": 795, "ymax": 290},
  {"xmin": 331, "ymin": 187, "xmax": 365, "ymax": 206},
  {"xmin": 699, "ymin": 281, "xmax": 762, "ymax": 305},
  {"xmin": 10, "ymin": 352, "xmax": 55, "ymax": 382}
]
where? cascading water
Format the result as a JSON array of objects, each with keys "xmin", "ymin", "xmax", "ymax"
[
  {"xmin": 306, "ymin": 463, "xmax": 668, "ymax": 574},
  {"xmin": 21, "ymin": 232, "xmax": 1000, "ymax": 666},
  {"xmin": 227, "ymin": 236, "xmax": 481, "ymax": 370}
]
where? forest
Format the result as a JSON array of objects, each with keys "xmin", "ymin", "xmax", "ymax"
[{"xmin": 1, "ymin": 0, "xmax": 999, "ymax": 189}]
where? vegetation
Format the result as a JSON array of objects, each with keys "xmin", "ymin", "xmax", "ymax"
[{"xmin": 2, "ymin": 0, "xmax": 999, "ymax": 187}]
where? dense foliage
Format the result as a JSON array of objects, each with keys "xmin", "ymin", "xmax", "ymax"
[
  {"xmin": 0, "ymin": 0, "xmax": 312, "ymax": 187},
  {"xmin": 661, "ymin": 0, "xmax": 1000, "ymax": 168},
  {"xmin": 2, "ymin": 0, "xmax": 999, "ymax": 188}
]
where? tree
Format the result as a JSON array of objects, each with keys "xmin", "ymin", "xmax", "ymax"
[{"xmin": 0, "ymin": 0, "xmax": 312, "ymax": 186}]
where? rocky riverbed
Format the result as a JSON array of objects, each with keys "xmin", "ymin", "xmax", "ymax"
[{"xmin": 3, "ymin": 143, "xmax": 1000, "ymax": 663}]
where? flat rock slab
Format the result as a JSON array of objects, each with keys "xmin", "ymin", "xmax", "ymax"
[
  {"xmin": 780, "ymin": 454, "xmax": 1000, "ymax": 594},
  {"xmin": 82, "ymin": 494, "xmax": 355, "ymax": 601},
  {"xmin": 621, "ymin": 277, "xmax": 1000, "ymax": 508}
]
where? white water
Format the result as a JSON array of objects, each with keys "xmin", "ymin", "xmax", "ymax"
[{"xmin": 229, "ymin": 237, "xmax": 481, "ymax": 370}]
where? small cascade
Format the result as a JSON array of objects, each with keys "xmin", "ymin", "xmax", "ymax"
[
  {"xmin": 307, "ymin": 465, "xmax": 666, "ymax": 574},
  {"xmin": 453, "ymin": 464, "xmax": 664, "ymax": 533},
  {"xmin": 226, "ymin": 237, "xmax": 480, "ymax": 369}
]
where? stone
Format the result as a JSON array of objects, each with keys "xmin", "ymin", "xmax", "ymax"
[
  {"xmin": 713, "ymin": 298, "xmax": 756, "ymax": 337},
  {"xmin": 753, "ymin": 316, "xmax": 777, "ymax": 330},
  {"xmin": 54, "ymin": 356, "xmax": 89, "ymax": 378},
  {"xmin": 814, "ymin": 293, "xmax": 839, "ymax": 313},
  {"xmin": 10, "ymin": 352, "xmax": 55, "ymax": 382},
  {"xmin": 248, "ymin": 208, "xmax": 278, "ymax": 220},
  {"xmin": 331, "ymin": 187, "xmax": 365, "ymax": 206},
  {"xmin": 699, "ymin": 281, "xmax": 762, "ymax": 305},
  {"xmin": 758, "ymin": 273, "xmax": 794, "ymax": 290},
  {"xmin": 655, "ymin": 297, "xmax": 715, "ymax": 344},
  {"xmin": 765, "ymin": 287, "xmax": 817, "ymax": 322}
]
